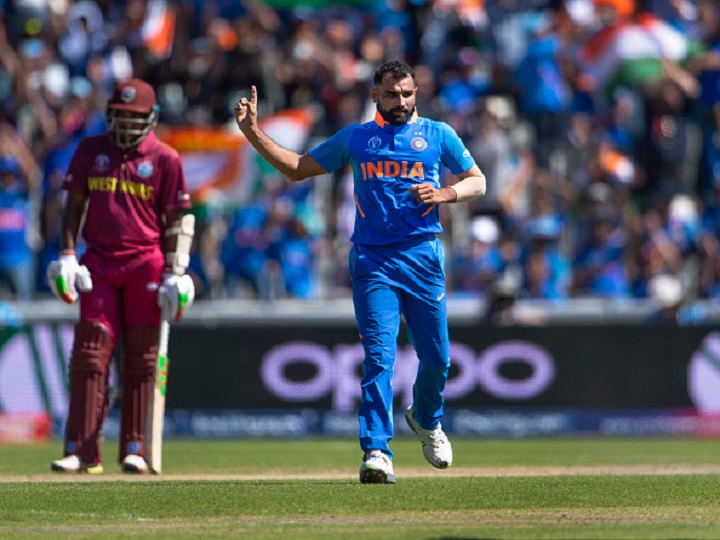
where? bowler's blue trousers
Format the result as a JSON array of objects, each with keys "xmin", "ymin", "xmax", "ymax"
[{"xmin": 349, "ymin": 236, "xmax": 450, "ymax": 459}]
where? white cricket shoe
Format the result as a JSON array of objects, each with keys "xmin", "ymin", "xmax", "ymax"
[
  {"xmin": 121, "ymin": 454, "xmax": 149, "ymax": 474},
  {"xmin": 359, "ymin": 450, "xmax": 396, "ymax": 484},
  {"xmin": 405, "ymin": 405, "xmax": 453, "ymax": 469},
  {"xmin": 51, "ymin": 454, "xmax": 104, "ymax": 474}
]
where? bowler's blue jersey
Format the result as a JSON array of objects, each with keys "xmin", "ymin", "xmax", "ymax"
[{"xmin": 310, "ymin": 111, "xmax": 476, "ymax": 246}]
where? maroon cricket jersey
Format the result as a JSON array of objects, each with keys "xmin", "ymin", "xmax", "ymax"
[{"xmin": 62, "ymin": 131, "xmax": 191, "ymax": 258}]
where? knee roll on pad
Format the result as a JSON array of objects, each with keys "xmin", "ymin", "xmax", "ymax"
[
  {"xmin": 123, "ymin": 326, "xmax": 159, "ymax": 376},
  {"xmin": 71, "ymin": 321, "xmax": 113, "ymax": 372}
]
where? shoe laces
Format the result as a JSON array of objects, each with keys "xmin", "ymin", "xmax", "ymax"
[
  {"xmin": 366, "ymin": 450, "xmax": 389, "ymax": 465},
  {"xmin": 426, "ymin": 427, "xmax": 448, "ymax": 448}
]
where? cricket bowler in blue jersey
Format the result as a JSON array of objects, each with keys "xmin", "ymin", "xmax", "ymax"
[{"xmin": 235, "ymin": 61, "xmax": 486, "ymax": 484}]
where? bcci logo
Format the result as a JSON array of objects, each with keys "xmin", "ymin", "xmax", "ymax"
[
  {"xmin": 366, "ymin": 136, "xmax": 383, "ymax": 154},
  {"xmin": 121, "ymin": 86, "xmax": 137, "ymax": 103},
  {"xmin": 95, "ymin": 154, "xmax": 110, "ymax": 172},
  {"xmin": 410, "ymin": 137, "xmax": 427, "ymax": 151},
  {"xmin": 138, "ymin": 160, "xmax": 153, "ymax": 178}
]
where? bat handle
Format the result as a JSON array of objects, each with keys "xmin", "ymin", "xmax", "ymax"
[{"xmin": 158, "ymin": 317, "xmax": 170, "ymax": 356}]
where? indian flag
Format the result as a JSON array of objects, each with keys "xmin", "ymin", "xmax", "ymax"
[
  {"xmin": 581, "ymin": 13, "xmax": 690, "ymax": 103},
  {"xmin": 159, "ymin": 107, "xmax": 317, "ymax": 204},
  {"xmin": 142, "ymin": 0, "xmax": 176, "ymax": 62}
]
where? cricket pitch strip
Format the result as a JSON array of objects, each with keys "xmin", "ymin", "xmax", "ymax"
[{"xmin": 4, "ymin": 464, "xmax": 720, "ymax": 482}]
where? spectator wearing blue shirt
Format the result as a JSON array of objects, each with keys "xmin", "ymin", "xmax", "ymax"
[
  {"xmin": 450, "ymin": 215, "xmax": 504, "ymax": 297},
  {"xmin": 220, "ymin": 203, "xmax": 272, "ymax": 300},
  {"xmin": 630, "ymin": 202, "xmax": 685, "ymax": 298},
  {"xmin": 699, "ymin": 107, "xmax": 720, "ymax": 239},
  {"xmin": 438, "ymin": 47, "xmax": 491, "ymax": 118},
  {"xmin": 0, "ymin": 156, "xmax": 33, "ymax": 300},
  {"xmin": 522, "ymin": 245, "xmax": 570, "ymax": 300},
  {"xmin": 601, "ymin": 89, "xmax": 639, "ymax": 156},
  {"xmin": 686, "ymin": 1, "xmax": 720, "ymax": 133},
  {"xmin": 572, "ymin": 207, "xmax": 630, "ymax": 297},
  {"xmin": 699, "ymin": 102, "xmax": 720, "ymax": 198},
  {"xmin": 271, "ymin": 212, "xmax": 318, "ymax": 300},
  {"xmin": 696, "ymin": 179, "xmax": 720, "ymax": 298},
  {"xmin": 519, "ymin": 214, "xmax": 570, "ymax": 300},
  {"xmin": 512, "ymin": 11, "xmax": 571, "ymax": 168}
]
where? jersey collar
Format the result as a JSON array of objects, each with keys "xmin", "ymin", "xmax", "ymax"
[
  {"xmin": 374, "ymin": 109, "xmax": 419, "ymax": 129},
  {"xmin": 134, "ymin": 131, "xmax": 157, "ymax": 155}
]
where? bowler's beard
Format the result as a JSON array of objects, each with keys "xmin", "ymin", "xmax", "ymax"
[{"xmin": 378, "ymin": 102, "xmax": 414, "ymax": 126}]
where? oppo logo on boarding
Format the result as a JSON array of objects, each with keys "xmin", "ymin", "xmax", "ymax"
[
  {"xmin": 261, "ymin": 340, "xmax": 556, "ymax": 411},
  {"xmin": 687, "ymin": 331, "xmax": 720, "ymax": 413}
]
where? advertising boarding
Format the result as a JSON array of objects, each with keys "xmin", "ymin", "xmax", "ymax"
[{"xmin": 2, "ymin": 323, "xmax": 720, "ymax": 440}]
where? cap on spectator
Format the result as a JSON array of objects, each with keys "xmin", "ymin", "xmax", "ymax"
[
  {"xmin": 483, "ymin": 96, "xmax": 515, "ymax": 127},
  {"xmin": 108, "ymin": 79, "xmax": 157, "ymax": 113},
  {"xmin": 649, "ymin": 274, "xmax": 682, "ymax": 307},
  {"xmin": 471, "ymin": 216, "xmax": 500, "ymax": 244},
  {"xmin": 0, "ymin": 156, "xmax": 22, "ymax": 176},
  {"xmin": 19, "ymin": 38, "xmax": 45, "ymax": 60},
  {"xmin": 668, "ymin": 194, "xmax": 697, "ymax": 224},
  {"xmin": 70, "ymin": 76, "xmax": 93, "ymax": 99}
]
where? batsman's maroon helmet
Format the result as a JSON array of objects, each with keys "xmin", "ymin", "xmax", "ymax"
[{"xmin": 107, "ymin": 78, "xmax": 159, "ymax": 150}]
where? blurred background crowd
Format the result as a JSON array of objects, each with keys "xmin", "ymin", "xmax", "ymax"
[{"xmin": 1, "ymin": 0, "xmax": 720, "ymax": 322}]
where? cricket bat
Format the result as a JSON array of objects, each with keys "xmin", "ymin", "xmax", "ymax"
[
  {"xmin": 146, "ymin": 309, "xmax": 171, "ymax": 474},
  {"xmin": 145, "ymin": 213, "xmax": 195, "ymax": 474}
]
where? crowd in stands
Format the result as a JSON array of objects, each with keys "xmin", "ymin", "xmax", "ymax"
[{"xmin": 1, "ymin": 0, "xmax": 720, "ymax": 320}]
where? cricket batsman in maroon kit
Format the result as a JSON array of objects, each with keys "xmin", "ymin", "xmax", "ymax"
[{"xmin": 48, "ymin": 78, "xmax": 195, "ymax": 474}]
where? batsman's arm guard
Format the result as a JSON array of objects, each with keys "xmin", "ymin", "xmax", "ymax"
[{"xmin": 164, "ymin": 214, "xmax": 195, "ymax": 276}]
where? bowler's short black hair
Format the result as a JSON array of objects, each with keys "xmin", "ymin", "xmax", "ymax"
[{"xmin": 374, "ymin": 61, "xmax": 416, "ymax": 86}]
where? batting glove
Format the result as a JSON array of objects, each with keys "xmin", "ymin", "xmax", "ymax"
[
  {"xmin": 47, "ymin": 250, "xmax": 93, "ymax": 304},
  {"xmin": 157, "ymin": 273, "xmax": 195, "ymax": 321}
]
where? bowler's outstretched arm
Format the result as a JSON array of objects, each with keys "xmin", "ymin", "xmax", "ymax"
[{"xmin": 234, "ymin": 85, "xmax": 326, "ymax": 182}]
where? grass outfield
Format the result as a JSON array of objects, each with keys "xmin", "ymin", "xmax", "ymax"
[{"xmin": 2, "ymin": 437, "xmax": 720, "ymax": 538}]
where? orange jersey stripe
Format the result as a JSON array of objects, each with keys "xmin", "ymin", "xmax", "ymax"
[{"xmin": 354, "ymin": 194, "xmax": 366, "ymax": 218}]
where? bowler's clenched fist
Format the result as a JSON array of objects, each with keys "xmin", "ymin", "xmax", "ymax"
[{"xmin": 408, "ymin": 183, "xmax": 458, "ymax": 205}]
